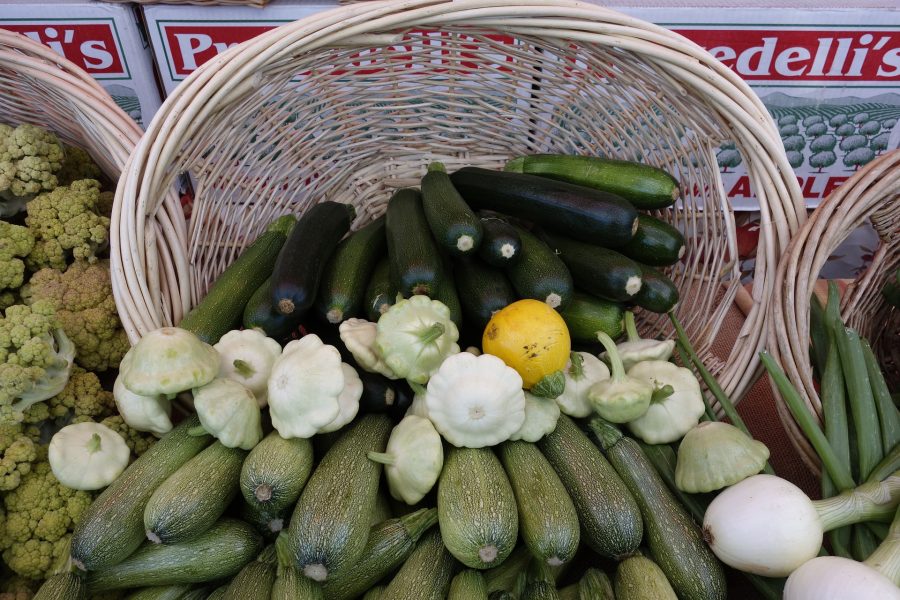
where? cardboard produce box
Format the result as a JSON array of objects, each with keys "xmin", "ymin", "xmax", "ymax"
[
  {"xmin": 141, "ymin": 0, "xmax": 899, "ymax": 209},
  {"xmin": 0, "ymin": 0, "xmax": 163, "ymax": 128}
]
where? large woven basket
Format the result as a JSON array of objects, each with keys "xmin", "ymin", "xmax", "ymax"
[
  {"xmin": 0, "ymin": 29, "xmax": 140, "ymax": 181},
  {"xmin": 111, "ymin": 0, "xmax": 804, "ymax": 401},
  {"xmin": 769, "ymin": 149, "xmax": 900, "ymax": 474}
]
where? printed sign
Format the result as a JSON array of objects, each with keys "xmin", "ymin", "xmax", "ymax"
[{"xmin": 1, "ymin": 22, "xmax": 128, "ymax": 77}]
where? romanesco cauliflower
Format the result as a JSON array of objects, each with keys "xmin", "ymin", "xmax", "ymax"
[
  {"xmin": 0, "ymin": 459, "xmax": 92, "ymax": 580},
  {"xmin": 0, "ymin": 222, "xmax": 34, "ymax": 311},
  {"xmin": 24, "ymin": 179, "xmax": 110, "ymax": 271},
  {"xmin": 21, "ymin": 261, "xmax": 128, "ymax": 372},
  {"xmin": 0, "ymin": 302, "xmax": 75, "ymax": 418},
  {"xmin": 0, "ymin": 124, "xmax": 64, "ymax": 216}
]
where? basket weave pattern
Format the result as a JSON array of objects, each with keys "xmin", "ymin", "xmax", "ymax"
[
  {"xmin": 769, "ymin": 149, "xmax": 900, "ymax": 473},
  {"xmin": 111, "ymin": 0, "xmax": 804, "ymax": 400}
]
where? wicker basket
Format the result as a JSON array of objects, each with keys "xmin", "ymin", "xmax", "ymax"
[
  {"xmin": 768, "ymin": 149, "xmax": 900, "ymax": 474},
  {"xmin": 0, "ymin": 29, "xmax": 141, "ymax": 181},
  {"xmin": 104, "ymin": 0, "xmax": 268, "ymax": 6},
  {"xmin": 111, "ymin": 0, "xmax": 805, "ymax": 401}
]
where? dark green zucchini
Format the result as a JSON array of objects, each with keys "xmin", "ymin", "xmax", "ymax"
[
  {"xmin": 357, "ymin": 371, "xmax": 414, "ymax": 422},
  {"xmin": 540, "ymin": 231, "xmax": 643, "ymax": 302},
  {"xmin": 557, "ymin": 292, "xmax": 625, "ymax": 344},
  {"xmin": 422, "ymin": 162, "xmax": 482, "ymax": 255},
  {"xmin": 322, "ymin": 508, "xmax": 438, "ymax": 600},
  {"xmin": 478, "ymin": 215, "xmax": 522, "ymax": 267},
  {"xmin": 144, "ymin": 441, "xmax": 246, "ymax": 544},
  {"xmin": 507, "ymin": 227, "xmax": 573, "ymax": 309},
  {"xmin": 536, "ymin": 415, "xmax": 642, "ymax": 558},
  {"xmin": 588, "ymin": 418, "xmax": 727, "ymax": 600},
  {"xmin": 382, "ymin": 530, "xmax": 455, "ymax": 600},
  {"xmin": 431, "ymin": 268, "xmax": 463, "ymax": 329},
  {"xmin": 86, "ymin": 519, "xmax": 263, "ymax": 591},
  {"xmin": 385, "ymin": 188, "xmax": 443, "ymax": 296},
  {"xmin": 633, "ymin": 264, "xmax": 679, "ymax": 313},
  {"xmin": 285, "ymin": 415, "xmax": 392, "ymax": 582},
  {"xmin": 619, "ymin": 214, "xmax": 685, "ymax": 266},
  {"xmin": 71, "ymin": 416, "xmax": 213, "ymax": 571},
  {"xmin": 270, "ymin": 201, "xmax": 354, "ymax": 318},
  {"xmin": 178, "ymin": 215, "xmax": 296, "ymax": 343},
  {"xmin": 364, "ymin": 258, "xmax": 397, "ymax": 322},
  {"xmin": 243, "ymin": 275, "xmax": 296, "ymax": 340},
  {"xmin": 315, "ymin": 216, "xmax": 386, "ymax": 324},
  {"xmin": 449, "ymin": 167, "xmax": 638, "ymax": 247},
  {"xmin": 454, "ymin": 257, "xmax": 517, "ymax": 328},
  {"xmin": 505, "ymin": 154, "xmax": 680, "ymax": 210},
  {"xmin": 33, "ymin": 573, "xmax": 86, "ymax": 600}
]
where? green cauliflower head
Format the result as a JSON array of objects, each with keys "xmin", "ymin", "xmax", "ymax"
[
  {"xmin": 21, "ymin": 261, "xmax": 128, "ymax": 372},
  {"xmin": 24, "ymin": 179, "xmax": 110, "ymax": 271},
  {"xmin": 0, "ymin": 124, "xmax": 64, "ymax": 216},
  {"xmin": 0, "ymin": 222, "xmax": 35, "ymax": 309}
]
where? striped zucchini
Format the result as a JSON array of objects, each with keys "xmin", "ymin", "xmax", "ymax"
[
  {"xmin": 240, "ymin": 432, "xmax": 314, "ymax": 516},
  {"xmin": 361, "ymin": 587, "xmax": 385, "ymax": 600},
  {"xmin": 382, "ymin": 530, "xmax": 455, "ymax": 600},
  {"xmin": 124, "ymin": 585, "xmax": 194, "ymax": 600},
  {"xmin": 271, "ymin": 567, "xmax": 324, "ymax": 600},
  {"xmin": 438, "ymin": 447, "xmax": 518, "ymax": 569},
  {"xmin": 86, "ymin": 519, "xmax": 263, "ymax": 592},
  {"xmin": 449, "ymin": 570, "xmax": 489, "ymax": 600},
  {"xmin": 498, "ymin": 441, "xmax": 580, "ymax": 566},
  {"xmin": 614, "ymin": 555, "xmax": 678, "ymax": 600},
  {"xmin": 536, "ymin": 415, "xmax": 642, "ymax": 558},
  {"xmin": 144, "ymin": 441, "xmax": 246, "ymax": 544},
  {"xmin": 285, "ymin": 415, "xmax": 392, "ymax": 582},
  {"xmin": 71, "ymin": 416, "xmax": 212, "ymax": 571},
  {"xmin": 33, "ymin": 573, "xmax": 86, "ymax": 600},
  {"xmin": 223, "ymin": 545, "xmax": 277, "ymax": 600}
]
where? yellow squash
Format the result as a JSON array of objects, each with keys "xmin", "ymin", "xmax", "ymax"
[{"xmin": 483, "ymin": 299, "xmax": 571, "ymax": 395}]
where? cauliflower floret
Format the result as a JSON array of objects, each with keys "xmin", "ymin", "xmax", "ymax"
[
  {"xmin": 56, "ymin": 145, "xmax": 101, "ymax": 187},
  {"xmin": 0, "ymin": 574, "xmax": 37, "ymax": 600},
  {"xmin": 0, "ymin": 460, "xmax": 92, "ymax": 580},
  {"xmin": 0, "ymin": 302, "xmax": 75, "ymax": 415},
  {"xmin": 96, "ymin": 415, "xmax": 156, "ymax": 456},
  {"xmin": 21, "ymin": 261, "xmax": 128, "ymax": 372},
  {"xmin": 24, "ymin": 179, "xmax": 110, "ymax": 271},
  {"xmin": 0, "ymin": 426, "xmax": 37, "ymax": 492},
  {"xmin": 0, "ymin": 124, "xmax": 64, "ymax": 216},
  {"xmin": 46, "ymin": 366, "xmax": 115, "ymax": 420},
  {"xmin": 0, "ymin": 222, "xmax": 35, "ymax": 307}
]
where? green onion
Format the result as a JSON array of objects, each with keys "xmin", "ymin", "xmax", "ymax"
[
  {"xmin": 869, "ymin": 444, "xmax": 900, "ymax": 484},
  {"xmin": 853, "ymin": 524, "xmax": 881, "ymax": 562},
  {"xmin": 809, "ymin": 294, "xmax": 829, "ymax": 380},
  {"xmin": 861, "ymin": 339, "xmax": 900, "ymax": 454}
]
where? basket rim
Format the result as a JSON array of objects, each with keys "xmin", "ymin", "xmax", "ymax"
[
  {"xmin": 767, "ymin": 148, "xmax": 900, "ymax": 475},
  {"xmin": 110, "ymin": 0, "xmax": 806, "ymax": 402}
]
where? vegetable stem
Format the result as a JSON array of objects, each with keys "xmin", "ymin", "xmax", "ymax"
[
  {"xmin": 821, "ymin": 339, "xmax": 851, "ymax": 491},
  {"xmin": 813, "ymin": 473, "xmax": 900, "ymax": 532},
  {"xmin": 808, "ymin": 294, "xmax": 829, "ymax": 380},
  {"xmin": 367, "ymin": 451, "xmax": 396, "ymax": 466},
  {"xmin": 596, "ymin": 331, "xmax": 625, "ymax": 381},
  {"xmin": 852, "ymin": 524, "xmax": 880, "ymax": 561},
  {"xmin": 86, "ymin": 433, "xmax": 102, "ymax": 454},
  {"xmin": 761, "ymin": 351, "xmax": 855, "ymax": 489},
  {"xmin": 233, "ymin": 359, "xmax": 256, "ymax": 378},
  {"xmin": 863, "ymin": 507, "xmax": 900, "ymax": 585},
  {"xmin": 868, "ymin": 444, "xmax": 900, "ymax": 484},
  {"xmin": 418, "ymin": 322, "xmax": 445, "ymax": 345},
  {"xmin": 650, "ymin": 384, "xmax": 674, "ymax": 403},
  {"xmin": 861, "ymin": 339, "xmax": 900, "ymax": 454},
  {"xmin": 624, "ymin": 311, "xmax": 640, "ymax": 343},
  {"xmin": 568, "ymin": 352, "xmax": 585, "ymax": 379}
]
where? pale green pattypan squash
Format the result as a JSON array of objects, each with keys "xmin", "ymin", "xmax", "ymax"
[
  {"xmin": 267, "ymin": 334, "xmax": 343, "ymax": 439},
  {"xmin": 375, "ymin": 295, "xmax": 460, "ymax": 384},
  {"xmin": 114, "ymin": 348, "xmax": 173, "ymax": 436},
  {"xmin": 192, "ymin": 378, "xmax": 263, "ymax": 450},
  {"xmin": 368, "ymin": 415, "xmax": 444, "ymax": 505},
  {"xmin": 318, "ymin": 363, "xmax": 364, "ymax": 434},
  {"xmin": 600, "ymin": 312, "xmax": 675, "ymax": 372},
  {"xmin": 425, "ymin": 352, "xmax": 525, "ymax": 448},
  {"xmin": 405, "ymin": 383, "xmax": 430, "ymax": 419},
  {"xmin": 214, "ymin": 329, "xmax": 282, "ymax": 407},
  {"xmin": 49, "ymin": 422, "xmax": 130, "ymax": 490},
  {"xmin": 509, "ymin": 392, "xmax": 561, "ymax": 442},
  {"xmin": 626, "ymin": 360, "xmax": 705, "ymax": 444},
  {"xmin": 123, "ymin": 327, "xmax": 219, "ymax": 398},
  {"xmin": 589, "ymin": 332, "xmax": 653, "ymax": 423},
  {"xmin": 556, "ymin": 352, "xmax": 610, "ymax": 418},
  {"xmin": 339, "ymin": 318, "xmax": 399, "ymax": 379}
]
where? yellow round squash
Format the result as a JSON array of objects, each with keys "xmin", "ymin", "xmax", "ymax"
[{"xmin": 482, "ymin": 299, "xmax": 571, "ymax": 391}]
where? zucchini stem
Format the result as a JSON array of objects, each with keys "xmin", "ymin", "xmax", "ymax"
[
  {"xmin": 303, "ymin": 563, "xmax": 328, "ymax": 582},
  {"xmin": 624, "ymin": 311, "xmax": 640, "ymax": 343},
  {"xmin": 277, "ymin": 298, "xmax": 295, "ymax": 315},
  {"xmin": 233, "ymin": 359, "xmax": 255, "ymax": 378},
  {"xmin": 255, "ymin": 484, "xmax": 273, "ymax": 502}
]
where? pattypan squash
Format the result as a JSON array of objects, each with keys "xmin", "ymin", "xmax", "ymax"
[
  {"xmin": 626, "ymin": 360, "xmax": 705, "ymax": 444},
  {"xmin": 192, "ymin": 378, "xmax": 263, "ymax": 450},
  {"xmin": 214, "ymin": 329, "xmax": 282, "ymax": 407},
  {"xmin": 482, "ymin": 299, "xmax": 570, "ymax": 398},
  {"xmin": 405, "ymin": 383, "xmax": 430, "ymax": 419},
  {"xmin": 556, "ymin": 352, "xmax": 610, "ymax": 418},
  {"xmin": 48, "ymin": 422, "xmax": 130, "ymax": 491},
  {"xmin": 114, "ymin": 348, "xmax": 172, "ymax": 436},
  {"xmin": 375, "ymin": 295, "xmax": 460, "ymax": 384},
  {"xmin": 368, "ymin": 415, "xmax": 444, "ymax": 505},
  {"xmin": 425, "ymin": 352, "xmax": 525, "ymax": 448},
  {"xmin": 676, "ymin": 421, "xmax": 770, "ymax": 493},
  {"xmin": 600, "ymin": 312, "xmax": 675, "ymax": 372},
  {"xmin": 588, "ymin": 332, "xmax": 653, "ymax": 423},
  {"xmin": 339, "ymin": 318, "xmax": 399, "ymax": 379},
  {"xmin": 509, "ymin": 392, "xmax": 561, "ymax": 443},
  {"xmin": 123, "ymin": 327, "xmax": 220, "ymax": 398},
  {"xmin": 268, "ymin": 334, "xmax": 344, "ymax": 439},
  {"xmin": 318, "ymin": 363, "xmax": 364, "ymax": 434}
]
